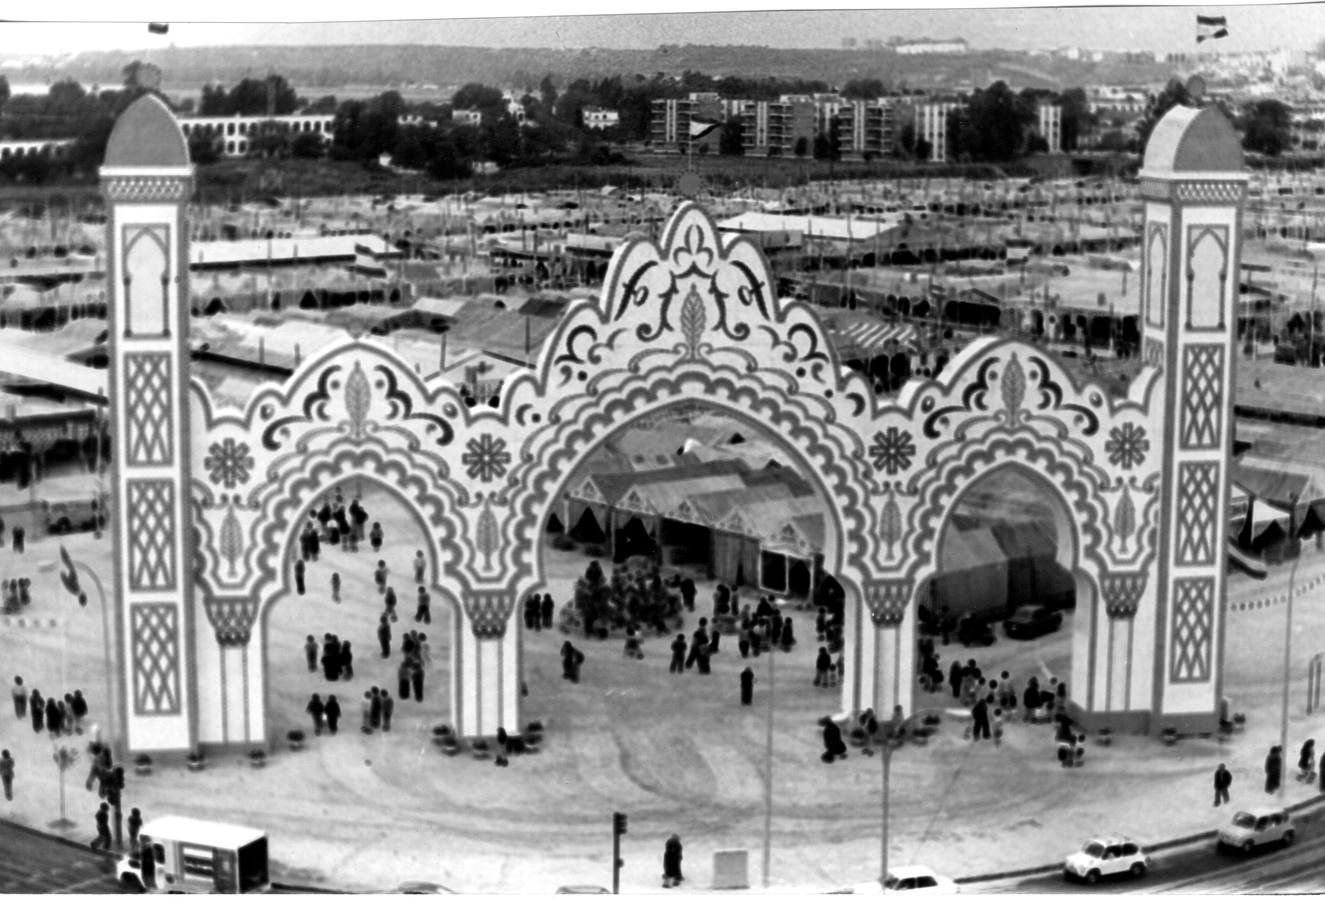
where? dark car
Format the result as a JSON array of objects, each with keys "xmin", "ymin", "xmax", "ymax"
[
  {"xmin": 957, "ymin": 614, "xmax": 995, "ymax": 647},
  {"xmin": 1004, "ymin": 604, "xmax": 1063, "ymax": 639}
]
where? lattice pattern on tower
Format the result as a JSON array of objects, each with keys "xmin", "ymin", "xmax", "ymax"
[
  {"xmin": 1170, "ymin": 577, "xmax": 1214, "ymax": 683},
  {"xmin": 125, "ymin": 352, "xmax": 173, "ymax": 465},
  {"xmin": 126, "ymin": 479, "xmax": 177, "ymax": 590},
  {"xmin": 1180, "ymin": 344, "xmax": 1223, "ymax": 449},
  {"xmin": 1175, "ymin": 462, "xmax": 1219, "ymax": 566},
  {"xmin": 130, "ymin": 602, "xmax": 181, "ymax": 714}
]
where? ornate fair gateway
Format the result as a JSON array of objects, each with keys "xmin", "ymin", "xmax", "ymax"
[{"xmin": 100, "ymin": 95, "xmax": 1244, "ymax": 753}]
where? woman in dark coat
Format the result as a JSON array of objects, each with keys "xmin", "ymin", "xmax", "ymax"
[
  {"xmin": 323, "ymin": 695, "xmax": 341, "ymax": 735},
  {"xmin": 306, "ymin": 693, "xmax": 325, "ymax": 736},
  {"xmin": 662, "ymin": 834, "xmax": 683, "ymax": 888},
  {"xmin": 1265, "ymin": 745, "xmax": 1283, "ymax": 794},
  {"xmin": 338, "ymin": 641, "xmax": 354, "ymax": 681},
  {"xmin": 820, "ymin": 716, "xmax": 848, "ymax": 763}
]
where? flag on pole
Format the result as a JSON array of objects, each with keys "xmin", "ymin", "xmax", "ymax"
[
  {"xmin": 688, "ymin": 118, "xmax": 722, "ymax": 141},
  {"xmin": 1197, "ymin": 14, "xmax": 1229, "ymax": 42}
]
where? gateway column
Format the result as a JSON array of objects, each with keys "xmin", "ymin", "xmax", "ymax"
[{"xmin": 100, "ymin": 94, "xmax": 197, "ymax": 752}]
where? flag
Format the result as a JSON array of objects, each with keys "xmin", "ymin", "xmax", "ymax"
[
  {"xmin": 688, "ymin": 118, "xmax": 721, "ymax": 141},
  {"xmin": 1197, "ymin": 14, "xmax": 1228, "ymax": 42},
  {"xmin": 148, "ymin": 22, "xmax": 169, "ymax": 34}
]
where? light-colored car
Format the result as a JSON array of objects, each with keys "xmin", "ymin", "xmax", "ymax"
[
  {"xmin": 1063, "ymin": 835, "xmax": 1149, "ymax": 884},
  {"xmin": 1217, "ymin": 807, "xmax": 1294, "ymax": 853},
  {"xmin": 830, "ymin": 865, "xmax": 959, "ymax": 894}
]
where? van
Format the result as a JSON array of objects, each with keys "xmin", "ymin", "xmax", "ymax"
[{"xmin": 116, "ymin": 816, "xmax": 270, "ymax": 894}]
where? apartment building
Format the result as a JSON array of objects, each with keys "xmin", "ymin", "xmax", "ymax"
[
  {"xmin": 915, "ymin": 101, "xmax": 963, "ymax": 162},
  {"xmin": 739, "ymin": 97, "xmax": 816, "ymax": 157},
  {"xmin": 649, "ymin": 92, "xmax": 724, "ymax": 153},
  {"xmin": 1037, "ymin": 103, "xmax": 1063, "ymax": 153},
  {"xmin": 834, "ymin": 98, "xmax": 904, "ymax": 160}
]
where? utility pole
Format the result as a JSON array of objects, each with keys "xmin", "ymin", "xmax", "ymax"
[{"xmin": 611, "ymin": 812, "xmax": 627, "ymax": 894}]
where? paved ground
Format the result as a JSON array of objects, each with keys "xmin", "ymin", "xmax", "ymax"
[{"xmin": 2, "ymin": 481, "xmax": 1325, "ymax": 893}]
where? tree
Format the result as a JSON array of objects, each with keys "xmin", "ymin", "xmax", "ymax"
[
  {"xmin": 1136, "ymin": 78, "xmax": 1192, "ymax": 149},
  {"xmin": 1241, "ymin": 98, "xmax": 1292, "ymax": 156},
  {"xmin": 958, "ymin": 81, "xmax": 1035, "ymax": 161},
  {"xmin": 1059, "ymin": 87, "xmax": 1094, "ymax": 152},
  {"xmin": 223, "ymin": 75, "xmax": 299, "ymax": 116},
  {"xmin": 290, "ymin": 131, "xmax": 325, "ymax": 160},
  {"xmin": 794, "ymin": 135, "xmax": 809, "ymax": 158},
  {"xmin": 719, "ymin": 117, "xmax": 744, "ymax": 155},
  {"xmin": 452, "ymin": 83, "xmax": 505, "ymax": 118},
  {"xmin": 0, "ymin": 75, "xmax": 9, "ymax": 111},
  {"xmin": 539, "ymin": 74, "xmax": 558, "ymax": 117},
  {"xmin": 305, "ymin": 94, "xmax": 339, "ymax": 114},
  {"xmin": 842, "ymin": 78, "xmax": 885, "ymax": 99},
  {"xmin": 187, "ymin": 132, "xmax": 220, "ymax": 165}
]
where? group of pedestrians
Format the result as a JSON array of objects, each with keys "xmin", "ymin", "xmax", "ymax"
[
  {"xmin": 1, "ymin": 578, "xmax": 31, "ymax": 614},
  {"xmin": 11, "ymin": 676, "xmax": 91, "ymax": 738},
  {"xmin": 522, "ymin": 593, "xmax": 555, "ymax": 630}
]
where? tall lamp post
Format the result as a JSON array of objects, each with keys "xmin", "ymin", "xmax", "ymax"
[
  {"xmin": 57, "ymin": 545, "xmax": 121, "ymax": 761},
  {"xmin": 1279, "ymin": 493, "xmax": 1301, "ymax": 799}
]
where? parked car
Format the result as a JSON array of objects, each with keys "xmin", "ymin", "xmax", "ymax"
[
  {"xmin": 830, "ymin": 865, "xmax": 959, "ymax": 894},
  {"xmin": 1217, "ymin": 807, "xmax": 1294, "ymax": 853},
  {"xmin": 1063, "ymin": 835, "xmax": 1149, "ymax": 884},
  {"xmin": 1003, "ymin": 604, "xmax": 1063, "ymax": 640}
]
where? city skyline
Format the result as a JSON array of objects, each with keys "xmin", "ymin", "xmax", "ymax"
[{"xmin": 5, "ymin": 2, "xmax": 1321, "ymax": 58}]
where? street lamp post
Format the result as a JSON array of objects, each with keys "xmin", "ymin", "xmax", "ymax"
[
  {"xmin": 1280, "ymin": 496, "xmax": 1302, "ymax": 799},
  {"xmin": 57, "ymin": 547, "xmax": 121, "ymax": 762},
  {"xmin": 761, "ymin": 636, "xmax": 774, "ymax": 888}
]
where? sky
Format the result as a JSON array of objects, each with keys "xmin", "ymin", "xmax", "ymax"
[{"xmin": 4, "ymin": 2, "xmax": 1322, "ymax": 57}]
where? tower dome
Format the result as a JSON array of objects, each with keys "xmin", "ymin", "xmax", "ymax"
[{"xmin": 103, "ymin": 93, "xmax": 190, "ymax": 168}]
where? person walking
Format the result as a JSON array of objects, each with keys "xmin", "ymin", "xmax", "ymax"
[
  {"xmin": 384, "ymin": 586, "xmax": 398, "ymax": 622},
  {"xmin": 70, "ymin": 690, "xmax": 88, "ymax": 734},
  {"xmin": 91, "ymin": 802, "xmax": 112, "ymax": 851},
  {"xmin": 127, "ymin": 808, "xmax": 143, "ymax": 855},
  {"xmin": 669, "ymin": 635, "xmax": 686, "ymax": 674},
  {"xmin": 662, "ymin": 834, "xmax": 684, "ymax": 889},
  {"xmin": 1265, "ymin": 745, "xmax": 1283, "ymax": 794},
  {"xmin": 360, "ymin": 691, "xmax": 374, "ymax": 734},
  {"xmin": 323, "ymin": 695, "xmax": 341, "ymax": 735},
  {"xmin": 971, "ymin": 696, "xmax": 991, "ymax": 741},
  {"xmin": 415, "ymin": 587, "xmax": 431, "ymax": 624},
  {"xmin": 370, "ymin": 522, "xmax": 385, "ymax": 553},
  {"xmin": 739, "ymin": 667, "xmax": 755, "ymax": 705},
  {"xmin": 139, "ymin": 836, "xmax": 156, "ymax": 888},
  {"xmin": 814, "ymin": 647, "xmax": 833, "ymax": 687},
  {"xmin": 374, "ymin": 560, "xmax": 388, "ymax": 595},
  {"xmin": 380, "ymin": 690, "xmax": 394, "ymax": 732},
  {"xmin": 369, "ymin": 687, "xmax": 382, "ymax": 730},
  {"xmin": 0, "ymin": 749, "xmax": 13, "ymax": 801},
  {"xmin": 410, "ymin": 658, "xmax": 425, "ymax": 702},
  {"xmin": 293, "ymin": 558, "xmax": 306, "ymax": 596},
  {"xmin": 126, "ymin": 807, "xmax": 143, "ymax": 852},
  {"xmin": 306, "ymin": 693, "xmax": 325, "ymax": 736},
  {"xmin": 541, "ymin": 594, "xmax": 554, "ymax": 630},
  {"xmin": 413, "ymin": 550, "xmax": 426, "ymax": 584},
  {"xmin": 1214, "ymin": 763, "xmax": 1233, "ymax": 806},
  {"xmin": 820, "ymin": 716, "xmax": 848, "ymax": 763},
  {"xmin": 339, "ymin": 641, "xmax": 354, "ymax": 681},
  {"xmin": 304, "ymin": 635, "xmax": 318, "ymax": 673},
  {"xmin": 330, "ymin": 572, "xmax": 341, "ymax": 604},
  {"xmin": 11, "ymin": 677, "xmax": 26, "ymax": 719},
  {"xmin": 11, "ymin": 524, "xmax": 24, "ymax": 554},
  {"xmin": 1297, "ymin": 739, "xmax": 1316, "ymax": 783},
  {"xmin": 377, "ymin": 616, "xmax": 392, "ymax": 658},
  {"xmin": 29, "ymin": 689, "xmax": 43, "ymax": 733}
]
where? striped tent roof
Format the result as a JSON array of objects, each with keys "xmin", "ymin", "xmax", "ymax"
[{"xmin": 833, "ymin": 320, "xmax": 919, "ymax": 356}]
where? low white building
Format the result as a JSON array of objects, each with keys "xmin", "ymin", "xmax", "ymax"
[
  {"xmin": 582, "ymin": 107, "xmax": 620, "ymax": 130},
  {"xmin": 178, "ymin": 114, "xmax": 335, "ymax": 157},
  {"xmin": 0, "ymin": 138, "xmax": 75, "ymax": 162}
]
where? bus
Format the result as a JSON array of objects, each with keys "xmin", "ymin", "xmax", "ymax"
[{"xmin": 116, "ymin": 816, "xmax": 270, "ymax": 894}]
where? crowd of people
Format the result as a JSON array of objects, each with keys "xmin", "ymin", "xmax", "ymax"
[{"xmin": 290, "ymin": 488, "xmax": 435, "ymax": 741}]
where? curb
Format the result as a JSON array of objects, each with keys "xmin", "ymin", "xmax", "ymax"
[
  {"xmin": 955, "ymin": 793, "xmax": 1325, "ymax": 885},
  {"xmin": 4, "ymin": 815, "xmax": 114, "ymax": 857}
]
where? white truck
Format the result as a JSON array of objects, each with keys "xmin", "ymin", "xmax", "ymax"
[{"xmin": 115, "ymin": 815, "xmax": 270, "ymax": 894}]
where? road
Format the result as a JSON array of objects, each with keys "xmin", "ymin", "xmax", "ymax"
[
  {"xmin": 0, "ymin": 819, "xmax": 127, "ymax": 893},
  {"xmin": 981, "ymin": 803, "xmax": 1325, "ymax": 893}
]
